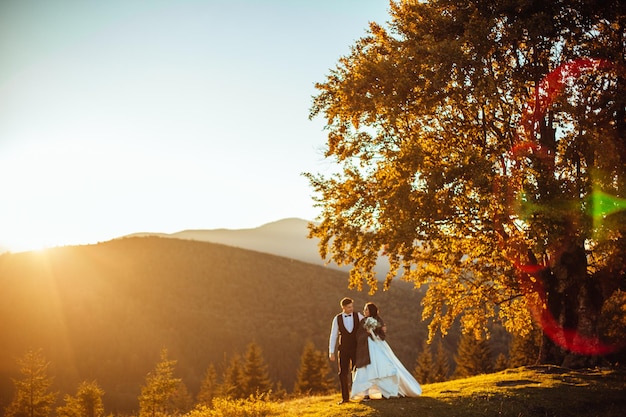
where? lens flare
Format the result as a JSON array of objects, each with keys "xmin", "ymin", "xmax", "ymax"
[
  {"xmin": 508, "ymin": 58, "xmax": 624, "ymax": 355},
  {"xmin": 590, "ymin": 189, "xmax": 626, "ymax": 219}
]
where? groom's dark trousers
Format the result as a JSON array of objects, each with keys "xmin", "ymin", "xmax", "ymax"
[{"xmin": 336, "ymin": 313, "xmax": 359, "ymax": 402}]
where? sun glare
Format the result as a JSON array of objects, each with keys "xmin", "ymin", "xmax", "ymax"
[{"xmin": 2, "ymin": 237, "xmax": 65, "ymax": 254}]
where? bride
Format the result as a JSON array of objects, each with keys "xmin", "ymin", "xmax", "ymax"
[{"xmin": 351, "ymin": 302, "xmax": 422, "ymax": 400}]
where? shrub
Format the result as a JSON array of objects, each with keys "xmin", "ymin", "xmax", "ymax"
[{"xmin": 183, "ymin": 393, "xmax": 278, "ymax": 417}]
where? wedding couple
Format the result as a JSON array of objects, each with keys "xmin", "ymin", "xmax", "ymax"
[{"xmin": 328, "ymin": 297, "xmax": 422, "ymax": 404}]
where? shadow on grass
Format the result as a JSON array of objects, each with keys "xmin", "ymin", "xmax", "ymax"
[
  {"xmin": 355, "ymin": 396, "xmax": 461, "ymax": 417},
  {"xmin": 357, "ymin": 395, "xmax": 540, "ymax": 417},
  {"xmin": 354, "ymin": 391, "xmax": 626, "ymax": 417},
  {"xmin": 353, "ymin": 372, "xmax": 626, "ymax": 417},
  {"xmin": 325, "ymin": 368, "xmax": 626, "ymax": 417}
]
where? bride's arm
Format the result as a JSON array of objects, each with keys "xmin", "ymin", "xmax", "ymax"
[
  {"xmin": 368, "ymin": 328, "xmax": 381, "ymax": 341},
  {"xmin": 375, "ymin": 317, "xmax": 387, "ymax": 340}
]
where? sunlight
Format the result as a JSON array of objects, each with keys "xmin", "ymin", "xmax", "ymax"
[
  {"xmin": 1, "ymin": 236, "xmax": 67, "ymax": 254},
  {"xmin": 32, "ymin": 249, "xmax": 80, "ymax": 379}
]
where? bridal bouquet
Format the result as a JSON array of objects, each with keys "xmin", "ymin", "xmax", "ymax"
[
  {"xmin": 364, "ymin": 317, "xmax": 380, "ymax": 332},
  {"xmin": 364, "ymin": 317, "xmax": 385, "ymax": 341}
]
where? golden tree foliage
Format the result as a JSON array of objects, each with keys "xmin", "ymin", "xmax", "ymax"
[
  {"xmin": 307, "ymin": 0, "xmax": 626, "ymax": 350},
  {"xmin": 56, "ymin": 381, "xmax": 105, "ymax": 417},
  {"xmin": 5, "ymin": 350, "xmax": 57, "ymax": 417},
  {"xmin": 139, "ymin": 349, "xmax": 181, "ymax": 417}
]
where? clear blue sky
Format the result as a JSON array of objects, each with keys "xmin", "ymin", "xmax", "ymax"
[{"xmin": 0, "ymin": 0, "xmax": 391, "ymax": 252}]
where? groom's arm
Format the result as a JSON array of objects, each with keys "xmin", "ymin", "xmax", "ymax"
[{"xmin": 329, "ymin": 316, "xmax": 339, "ymax": 361}]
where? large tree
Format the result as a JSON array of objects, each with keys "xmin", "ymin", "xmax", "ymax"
[{"xmin": 307, "ymin": 0, "xmax": 626, "ymax": 367}]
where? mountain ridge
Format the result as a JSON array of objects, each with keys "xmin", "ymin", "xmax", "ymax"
[{"xmin": 121, "ymin": 217, "xmax": 390, "ymax": 277}]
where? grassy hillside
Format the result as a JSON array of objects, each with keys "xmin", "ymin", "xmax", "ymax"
[
  {"xmin": 250, "ymin": 366, "xmax": 626, "ymax": 416},
  {"xmin": 0, "ymin": 237, "xmax": 433, "ymax": 413}
]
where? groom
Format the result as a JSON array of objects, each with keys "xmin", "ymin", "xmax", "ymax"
[{"xmin": 329, "ymin": 297, "xmax": 363, "ymax": 404}]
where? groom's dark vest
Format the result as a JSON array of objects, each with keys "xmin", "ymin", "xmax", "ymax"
[{"xmin": 336, "ymin": 313, "xmax": 358, "ymax": 352}]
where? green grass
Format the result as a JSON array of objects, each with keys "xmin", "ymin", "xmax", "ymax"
[{"xmin": 266, "ymin": 366, "xmax": 626, "ymax": 417}]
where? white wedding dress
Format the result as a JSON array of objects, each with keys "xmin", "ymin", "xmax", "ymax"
[{"xmin": 351, "ymin": 335, "xmax": 422, "ymax": 400}]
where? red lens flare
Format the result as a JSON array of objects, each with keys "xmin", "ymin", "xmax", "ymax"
[{"xmin": 509, "ymin": 58, "xmax": 623, "ymax": 356}]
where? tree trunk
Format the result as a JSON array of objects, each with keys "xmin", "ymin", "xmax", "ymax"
[{"xmin": 539, "ymin": 241, "xmax": 605, "ymax": 368}]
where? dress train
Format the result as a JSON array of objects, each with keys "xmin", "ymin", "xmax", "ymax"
[{"xmin": 350, "ymin": 336, "xmax": 422, "ymax": 400}]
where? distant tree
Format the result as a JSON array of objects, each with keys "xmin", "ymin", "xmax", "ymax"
[
  {"xmin": 56, "ymin": 381, "xmax": 105, "ymax": 417},
  {"xmin": 294, "ymin": 341, "xmax": 334, "ymax": 395},
  {"xmin": 168, "ymin": 381, "xmax": 193, "ymax": 415},
  {"xmin": 413, "ymin": 341, "xmax": 435, "ymax": 384},
  {"xmin": 241, "ymin": 342, "xmax": 272, "ymax": 397},
  {"xmin": 5, "ymin": 349, "xmax": 57, "ymax": 417},
  {"xmin": 599, "ymin": 289, "xmax": 626, "ymax": 355},
  {"xmin": 76, "ymin": 381, "xmax": 105, "ymax": 417},
  {"xmin": 56, "ymin": 394, "xmax": 81, "ymax": 417},
  {"xmin": 196, "ymin": 364, "xmax": 218, "ymax": 406},
  {"xmin": 272, "ymin": 380, "xmax": 288, "ymax": 400},
  {"xmin": 220, "ymin": 354, "xmax": 246, "ymax": 399},
  {"xmin": 454, "ymin": 333, "xmax": 494, "ymax": 378},
  {"xmin": 138, "ymin": 348, "xmax": 181, "ymax": 417},
  {"xmin": 509, "ymin": 324, "xmax": 542, "ymax": 368},
  {"xmin": 494, "ymin": 353, "xmax": 509, "ymax": 372},
  {"xmin": 432, "ymin": 340, "xmax": 451, "ymax": 382}
]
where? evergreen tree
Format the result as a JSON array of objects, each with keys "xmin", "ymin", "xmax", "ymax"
[
  {"xmin": 272, "ymin": 380, "xmax": 287, "ymax": 400},
  {"xmin": 5, "ymin": 349, "xmax": 57, "ymax": 417},
  {"xmin": 138, "ymin": 348, "xmax": 181, "ymax": 417},
  {"xmin": 432, "ymin": 340, "xmax": 450, "ymax": 383},
  {"xmin": 599, "ymin": 290, "xmax": 626, "ymax": 364},
  {"xmin": 56, "ymin": 395, "xmax": 81, "ymax": 417},
  {"xmin": 168, "ymin": 381, "xmax": 193, "ymax": 415},
  {"xmin": 241, "ymin": 342, "xmax": 272, "ymax": 397},
  {"xmin": 413, "ymin": 340, "xmax": 435, "ymax": 384},
  {"xmin": 509, "ymin": 324, "xmax": 542, "ymax": 368},
  {"xmin": 56, "ymin": 381, "xmax": 105, "ymax": 417},
  {"xmin": 494, "ymin": 353, "xmax": 509, "ymax": 372},
  {"xmin": 77, "ymin": 381, "xmax": 105, "ymax": 417},
  {"xmin": 196, "ymin": 363, "xmax": 218, "ymax": 406},
  {"xmin": 220, "ymin": 354, "xmax": 246, "ymax": 399},
  {"xmin": 453, "ymin": 333, "xmax": 494, "ymax": 378},
  {"xmin": 294, "ymin": 341, "xmax": 334, "ymax": 395}
]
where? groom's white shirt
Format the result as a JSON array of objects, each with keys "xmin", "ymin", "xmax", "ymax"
[{"xmin": 328, "ymin": 312, "xmax": 364, "ymax": 354}]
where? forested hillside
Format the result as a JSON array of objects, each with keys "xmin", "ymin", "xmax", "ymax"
[{"xmin": 0, "ymin": 237, "xmax": 434, "ymax": 413}]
